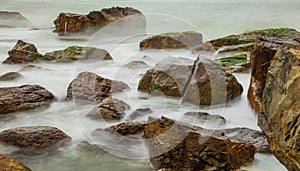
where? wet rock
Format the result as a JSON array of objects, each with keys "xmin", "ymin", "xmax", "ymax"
[
  {"xmin": 43, "ymin": 46, "xmax": 112, "ymax": 62},
  {"xmin": 66, "ymin": 72, "xmax": 129, "ymax": 104},
  {"xmin": 0, "ymin": 11, "xmax": 32, "ymax": 27},
  {"xmin": 140, "ymin": 31, "xmax": 203, "ymax": 50},
  {"xmin": 214, "ymin": 53, "xmax": 250, "ymax": 73},
  {"xmin": 144, "ymin": 116, "xmax": 255, "ymax": 171},
  {"xmin": 127, "ymin": 108, "xmax": 153, "ymax": 120},
  {"xmin": 76, "ymin": 141, "xmax": 107, "ymax": 157},
  {"xmin": 184, "ymin": 111, "xmax": 226, "ymax": 125},
  {"xmin": 0, "ymin": 72, "xmax": 23, "ymax": 81},
  {"xmin": 0, "ymin": 126, "xmax": 71, "ymax": 155},
  {"xmin": 3, "ymin": 40, "xmax": 43, "ymax": 64},
  {"xmin": 54, "ymin": 7, "xmax": 146, "ymax": 35},
  {"xmin": 18, "ymin": 65, "xmax": 43, "ymax": 72},
  {"xmin": 0, "ymin": 154, "xmax": 31, "ymax": 171},
  {"xmin": 259, "ymin": 43, "xmax": 300, "ymax": 171},
  {"xmin": 103, "ymin": 121, "xmax": 146, "ymax": 136},
  {"xmin": 0, "ymin": 85, "xmax": 55, "ymax": 114},
  {"xmin": 87, "ymin": 97, "xmax": 130, "ymax": 121},
  {"xmin": 123, "ymin": 61, "xmax": 151, "ymax": 69}
]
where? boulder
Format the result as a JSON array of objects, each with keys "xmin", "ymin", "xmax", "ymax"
[
  {"xmin": 87, "ymin": 97, "xmax": 130, "ymax": 121},
  {"xmin": 53, "ymin": 7, "xmax": 146, "ymax": 35},
  {"xmin": 259, "ymin": 43, "xmax": 300, "ymax": 171},
  {"xmin": 0, "ymin": 154, "xmax": 31, "ymax": 171},
  {"xmin": 0, "ymin": 85, "xmax": 55, "ymax": 114},
  {"xmin": 127, "ymin": 108, "xmax": 153, "ymax": 120},
  {"xmin": 0, "ymin": 11, "xmax": 32, "ymax": 27},
  {"xmin": 0, "ymin": 72, "xmax": 23, "ymax": 81},
  {"xmin": 144, "ymin": 116, "xmax": 255, "ymax": 171},
  {"xmin": 140, "ymin": 31, "xmax": 203, "ymax": 50},
  {"xmin": 66, "ymin": 72, "xmax": 129, "ymax": 104},
  {"xmin": 184, "ymin": 111, "xmax": 226, "ymax": 125},
  {"xmin": 0, "ymin": 126, "xmax": 71, "ymax": 155}
]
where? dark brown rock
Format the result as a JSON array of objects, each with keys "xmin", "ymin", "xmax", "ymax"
[
  {"xmin": 0, "ymin": 11, "xmax": 32, "ymax": 27},
  {"xmin": 0, "ymin": 154, "xmax": 31, "ymax": 171},
  {"xmin": 104, "ymin": 121, "xmax": 146, "ymax": 136},
  {"xmin": 0, "ymin": 126, "xmax": 71, "ymax": 155},
  {"xmin": 0, "ymin": 72, "xmax": 23, "ymax": 81},
  {"xmin": 184, "ymin": 111, "xmax": 226, "ymax": 125},
  {"xmin": 0, "ymin": 85, "xmax": 55, "ymax": 114},
  {"xmin": 66, "ymin": 72, "xmax": 129, "ymax": 104}
]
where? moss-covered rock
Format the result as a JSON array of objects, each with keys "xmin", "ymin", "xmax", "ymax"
[{"xmin": 215, "ymin": 54, "xmax": 248, "ymax": 67}]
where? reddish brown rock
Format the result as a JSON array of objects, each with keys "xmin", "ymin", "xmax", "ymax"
[{"xmin": 0, "ymin": 154, "xmax": 31, "ymax": 171}]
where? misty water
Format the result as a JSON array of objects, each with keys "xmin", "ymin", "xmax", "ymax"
[{"xmin": 1, "ymin": 0, "xmax": 300, "ymax": 170}]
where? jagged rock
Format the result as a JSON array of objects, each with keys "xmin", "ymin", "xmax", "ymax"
[
  {"xmin": 66, "ymin": 72, "xmax": 129, "ymax": 104},
  {"xmin": 0, "ymin": 126, "xmax": 71, "ymax": 155},
  {"xmin": 87, "ymin": 97, "xmax": 130, "ymax": 121},
  {"xmin": 0, "ymin": 154, "xmax": 31, "ymax": 171},
  {"xmin": 0, "ymin": 72, "xmax": 23, "ymax": 81},
  {"xmin": 0, "ymin": 85, "xmax": 55, "ymax": 114},
  {"xmin": 127, "ymin": 108, "xmax": 153, "ymax": 120},
  {"xmin": 0, "ymin": 11, "xmax": 32, "ymax": 27},
  {"xmin": 184, "ymin": 111, "xmax": 226, "ymax": 125},
  {"xmin": 259, "ymin": 43, "xmax": 300, "ymax": 171},
  {"xmin": 140, "ymin": 31, "xmax": 203, "ymax": 50},
  {"xmin": 54, "ymin": 7, "xmax": 146, "ymax": 35},
  {"xmin": 144, "ymin": 116, "xmax": 255, "ymax": 171}
]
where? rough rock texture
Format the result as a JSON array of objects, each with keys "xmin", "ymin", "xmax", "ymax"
[
  {"xmin": 127, "ymin": 108, "xmax": 153, "ymax": 120},
  {"xmin": 54, "ymin": 7, "xmax": 146, "ymax": 35},
  {"xmin": 140, "ymin": 31, "xmax": 203, "ymax": 50},
  {"xmin": 103, "ymin": 121, "xmax": 146, "ymax": 136},
  {"xmin": 247, "ymin": 37, "xmax": 299, "ymax": 113},
  {"xmin": 66, "ymin": 72, "xmax": 129, "ymax": 104},
  {"xmin": 138, "ymin": 57, "xmax": 243, "ymax": 106},
  {"xmin": 0, "ymin": 72, "xmax": 23, "ymax": 81},
  {"xmin": 184, "ymin": 111, "xmax": 226, "ymax": 125},
  {"xmin": 0, "ymin": 11, "xmax": 32, "ymax": 27},
  {"xmin": 0, "ymin": 154, "xmax": 31, "ymax": 171},
  {"xmin": 87, "ymin": 97, "xmax": 130, "ymax": 121},
  {"xmin": 144, "ymin": 117, "xmax": 255, "ymax": 171},
  {"xmin": 3, "ymin": 40, "xmax": 43, "ymax": 64},
  {"xmin": 0, "ymin": 126, "xmax": 71, "ymax": 155},
  {"xmin": 0, "ymin": 85, "xmax": 55, "ymax": 114},
  {"xmin": 259, "ymin": 44, "xmax": 300, "ymax": 171}
]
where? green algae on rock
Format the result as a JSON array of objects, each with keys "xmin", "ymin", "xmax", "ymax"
[{"xmin": 215, "ymin": 53, "xmax": 248, "ymax": 67}]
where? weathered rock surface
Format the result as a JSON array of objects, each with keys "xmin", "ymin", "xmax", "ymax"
[
  {"xmin": 140, "ymin": 31, "xmax": 203, "ymax": 50},
  {"xmin": 54, "ymin": 7, "xmax": 146, "ymax": 35},
  {"xmin": 0, "ymin": 85, "xmax": 55, "ymax": 114},
  {"xmin": 0, "ymin": 72, "xmax": 23, "ymax": 81},
  {"xmin": 0, "ymin": 154, "xmax": 31, "ymax": 171},
  {"xmin": 66, "ymin": 72, "xmax": 129, "ymax": 104},
  {"xmin": 127, "ymin": 108, "xmax": 153, "ymax": 120},
  {"xmin": 103, "ymin": 121, "xmax": 146, "ymax": 136},
  {"xmin": 259, "ymin": 43, "xmax": 300, "ymax": 171},
  {"xmin": 138, "ymin": 57, "xmax": 243, "ymax": 106},
  {"xmin": 87, "ymin": 97, "xmax": 130, "ymax": 121},
  {"xmin": 0, "ymin": 126, "xmax": 71, "ymax": 155},
  {"xmin": 0, "ymin": 11, "xmax": 32, "ymax": 27},
  {"xmin": 144, "ymin": 116, "xmax": 255, "ymax": 171},
  {"xmin": 184, "ymin": 111, "xmax": 226, "ymax": 125}
]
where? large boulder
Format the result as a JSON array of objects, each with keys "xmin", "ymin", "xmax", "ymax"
[
  {"xmin": 0, "ymin": 126, "xmax": 71, "ymax": 155},
  {"xmin": 138, "ymin": 57, "xmax": 243, "ymax": 106},
  {"xmin": 0, "ymin": 11, "xmax": 32, "ymax": 27},
  {"xmin": 66, "ymin": 72, "xmax": 129, "ymax": 104},
  {"xmin": 144, "ymin": 116, "xmax": 255, "ymax": 171},
  {"xmin": 0, "ymin": 154, "xmax": 31, "ymax": 171},
  {"xmin": 53, "ymin": 7, "xmax": 146, "ymax": 35},
  {"xmin": 0, "ymin": 85, "xmax": 55, "ymax": 114},
  {"xmin": 0, "ymin": 72, "xmax": 23, "ymax": 81},
  {"xmin": 140, "ymin": 31, "xmax": 203, "ymax": 50},
  {"xmin": 258, "ymin": 43, "xmax": 300, "ymax": 171}
]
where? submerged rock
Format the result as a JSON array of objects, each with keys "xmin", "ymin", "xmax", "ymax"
[
  {"xmin": 0, "ymin": 11, "xmax": 32, "ymax": 27},
  {"xmin": 123, "ymin": 61, "xmax": 151, "ymax": 69},
  {"xmin": 184, "ymin": 111, "xmax": 226, "ymax": 125},
  {"xmin": 0, "ymin": 85, "xmax": 55, "ymax": 114},
  {"xmin": 76, "ymin": 141, "xmax": 107, "ymax": 157},
  {"xmin": 127, "ymin": 108, "xmax": 153, "ymax": 120},
  {"xmin": 66, "ymin": 72, "xmax": 129, "ymax": 104},
  {"xmin": 0, "ymin": 72, "xmax": 23, "ymax": 81},
  {"xmin": 0, "ymin": 126, "xmax": 71, "ymax": 155},
  {"xmin": 0, "ymin": 154, "xmax": 31, "ymax": 171},
  {"xmin": 140, "ymin": 31, "xmax": 203, "ymax": 50}
]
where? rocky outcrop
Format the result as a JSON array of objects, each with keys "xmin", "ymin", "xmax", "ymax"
[
  {"xmin": 0, "ymin": 11, "xmax": 32, "ymax": 27},
  {"xmin": 0, "ymin": 72, "xmax": 23, "ymax": 81},
  {"xmin": 66, "ymin": 72, "xmax": 129, "ymax": 104},
  {"xmin": 0, "ymin": 85, "xmax": 55, "ymax": 114},
  {"xmin": 53, "ymin": 7, "xmax": 146, "ymax": 35},
  {"xmin": 0, "ymin": 154, "xmax": 31, "ymax": 171},
  {"xmin": 138, "ymin": 57, "xmax": 243, "ymax": 106},
  {"xmin": 184, "ymin": 111, "xmax": 226, "ymax": 125},
  {"xmin": 87, "ymin": 97, "xmax": 130, "ymax": 121},
  {"xmin": 144, "ymin": 116, "xmax": 255, "ymax": 171},
  {"xmin": 258, "ymin": 43, "xmax": 300, "ymax": 171},
  {"xmin": 140, "ymin": 31, "xmax": 203, "ymax": 50},
  {"xmin": 0, "ymin": 126, "xmax": 71, "ymax": 155}
]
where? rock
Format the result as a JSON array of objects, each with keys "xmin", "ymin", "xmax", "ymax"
[
  {"xmin": 0, "ymin": 126, "xmax": 71, "ymax": 155},
  {"xmin": 144, "ymin": 116, "xmax": 255, "ymax": 171},
  {"xmin": 43, "ymin": 46, "xmax": 112, "ymax": 62},
  {"xmin": 127, "ymin": 108, "xmax": 153, "ymax": 120},
  {"xmin": 0, "ymin": 85, "xmax": 55, "ymax": 114},
  {"xmin": 54, "ymin": 7, "xmax": 146, "ymax": 35},
  {"xmin": 66, "ymin": 72, "xmax": 129, "ymax": 104},
  {"xmin": 123, "ymin": 61, "xmax": 151, "ymax": 69},
  {"xmin": 0, "ymin": 72, "xmax": 23, "ymax": 81},
  {"xmin": 87, "ymin": 97, "xmax": 130, "ymax": 121},
  {"xmin": 0, "ymin": 11, "xmax": 32, "ymax": 27},
  {"xmin": 3, "ymin": 40, "xmax": 43, "ymax": 64},
  {"xmin": 103, "ymin": 121, "xmax": 146, "ymax": 136},
  {"xmin": 214, "ymin": 54, "xmax": 250, "ymax": 73},
  {"xmin": 184, "ymin": 111, "xmax": 226, "ymax": 125},
  {"xmin": 138, "ymin": 57, "xmax": 243, "ymax": 106},
  {"xmin": 259, "ymin": 43, "xmax": 300, "ymax": 171},
  {"xmin": 76, "ymin": 141, "xmax": 107, "ymax": 157},
  {"xmin": 0, "ymin": 154, "xmax": 31, "ymax": 171},
  {"xmin": 140, "ymin": 31, "xmax": 203, "ymax": 50},
  {"xmin": 0, "ymin": 114, "xmax": 16, "ymax": 122},
  {"xmin": 247, "ymin": 37, "xmax": 299, "ymax": 113},
  {"xmin": 18, "ymin": 65, "xmax": 43, "ymax": 72}
]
